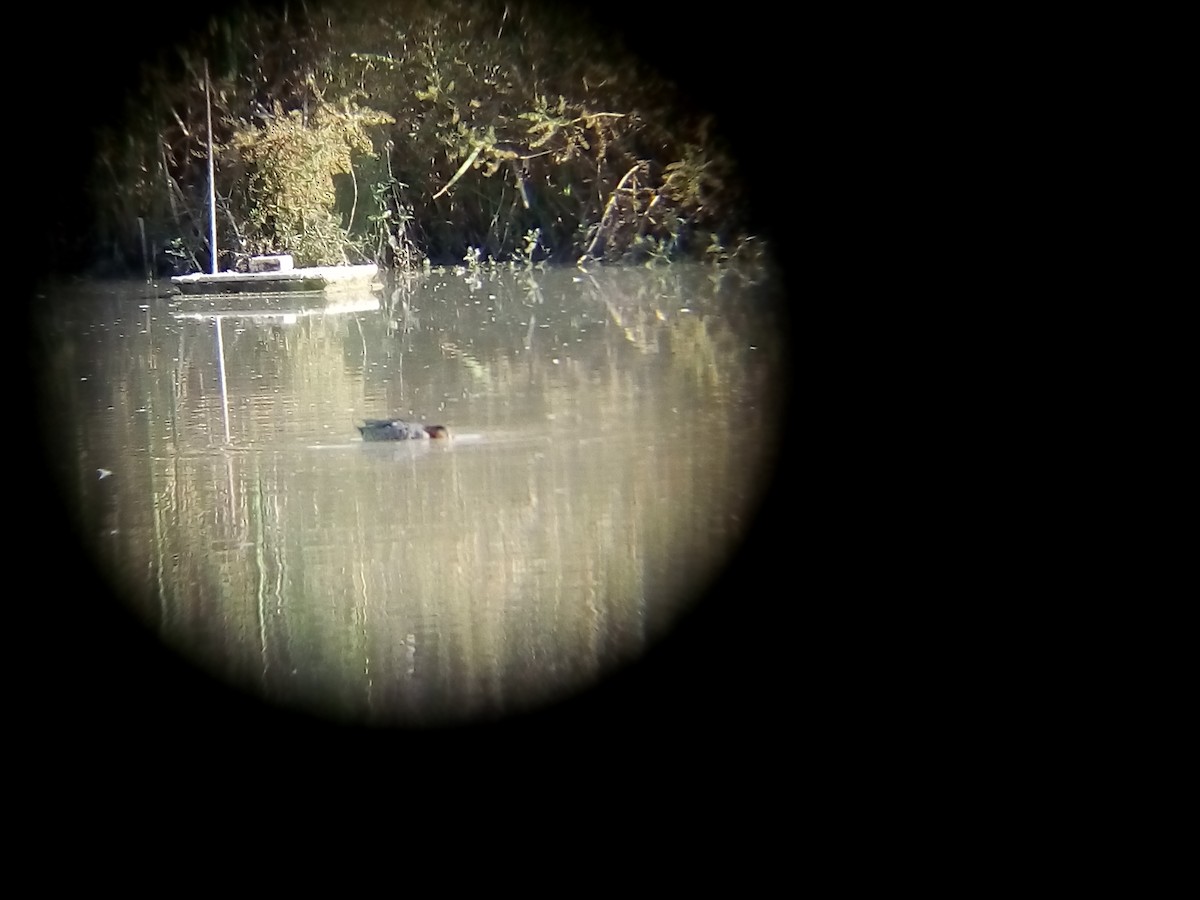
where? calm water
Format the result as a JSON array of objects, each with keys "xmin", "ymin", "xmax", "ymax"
[{"xmin": 34, "ymin": 263, "xmax": 785, "ymax": 726}]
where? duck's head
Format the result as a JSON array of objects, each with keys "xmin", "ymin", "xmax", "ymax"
[{"xmin": 425, "ymin": 425, "xmax": 451, "ymax": 439}]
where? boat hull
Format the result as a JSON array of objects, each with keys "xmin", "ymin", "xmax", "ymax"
[{"xmin": 172, "ymin": 264, "xmax": 379, "ymax": 295}]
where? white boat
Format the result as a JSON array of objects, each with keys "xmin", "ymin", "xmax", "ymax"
[{"xmin": 172, "ymin": 258, "xmax": 379, "ymax": 295}]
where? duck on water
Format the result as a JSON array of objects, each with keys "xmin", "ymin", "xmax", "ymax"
[{"xmin": 358, "ymin": 419, "xmax": 451, "ymax": 441}]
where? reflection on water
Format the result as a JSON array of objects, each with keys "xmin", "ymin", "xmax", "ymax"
[{"xmin": 36, "ymin": 264, "xmax": 785, "ymax": 726}]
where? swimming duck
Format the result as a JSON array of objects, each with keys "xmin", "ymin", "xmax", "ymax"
[{"xmin": 358, "ymin": 419, "xmax": 451, "ymax": 441}]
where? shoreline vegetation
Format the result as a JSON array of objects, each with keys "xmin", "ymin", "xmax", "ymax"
[{"xmin": 90, "ymin": 0, "xmax": 766, "ymax": 280}]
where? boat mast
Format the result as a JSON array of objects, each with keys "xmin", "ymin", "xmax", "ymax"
[{"xmin": 205, "ymin": 60, "xmax": 217, "ymax": 274}]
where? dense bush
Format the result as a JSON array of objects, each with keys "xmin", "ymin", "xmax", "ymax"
[{"xmin": 92, "ymin": 0, "xmax": 752, "ymax": 273}]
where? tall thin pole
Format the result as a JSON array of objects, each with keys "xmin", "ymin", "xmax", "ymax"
[{"xmin": 206, "ymin": 60, "xmax": 218, "ymax": 274}]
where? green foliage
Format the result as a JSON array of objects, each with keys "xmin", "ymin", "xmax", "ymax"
[
  {"xmin": 663, "ymin": 143, "xmax": 724, "ymax": 210},
  {"xmin": 512, "ymin": 228, "xmax": 543, "ymax": 268},
  {"xmin": 90, "ymin": 0, "xmax": 757, "ymax": 274},
  {"xmin": 230, "ymin": 100, "xmax": 393, "ymax": 265}
]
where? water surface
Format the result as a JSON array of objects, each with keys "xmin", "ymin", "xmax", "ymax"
[{"xmin": 36, "ymin": 263, "xmax": 785, "ymax": 726}]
